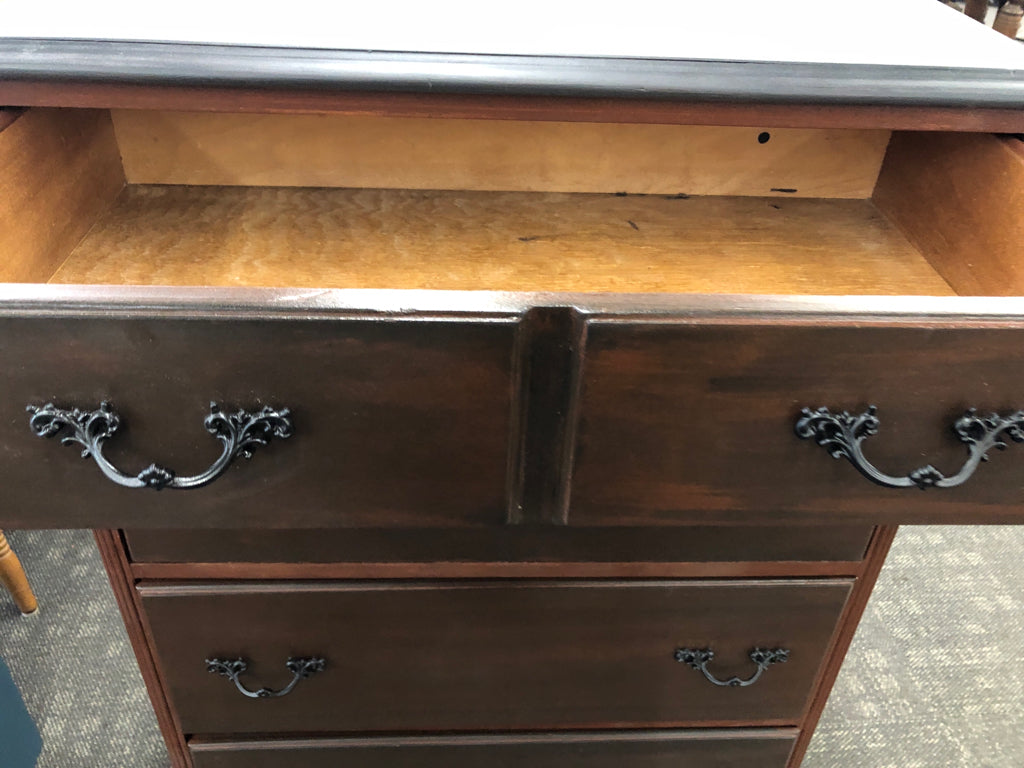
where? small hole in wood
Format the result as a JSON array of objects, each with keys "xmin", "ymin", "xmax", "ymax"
[{"xmin": 758, "ymin": 132, "xmax": 771, "ymax": 144}]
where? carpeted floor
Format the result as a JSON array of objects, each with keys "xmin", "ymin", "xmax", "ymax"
[{"xmin": 1, "ymin": 527, "xmax": 1023, "ymax": 767}]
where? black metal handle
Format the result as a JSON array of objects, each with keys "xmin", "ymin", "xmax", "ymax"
[
  {"xmin": 206, "ymin": 657, "xmax": 326, "ymax": 699},
  {"xmin": 26, "ymin": 401, "xmax": 293, "ymax": 490},
  {"xmin": 675, "ymin": 647, "xmax": 789, "ymax": 687},
  {"xmin": 795, "ymin": 405, "xmax": 1024, "ymax": 490}
]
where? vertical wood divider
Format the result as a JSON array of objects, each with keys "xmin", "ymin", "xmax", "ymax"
[
  {"xmin": 506, "ymin": 307, "xmax": 587, "ymax": 525},
  {"xmin": 786, "ymin": 525, "xmax": 899, "ymax": 768},
  {"xmin": 93, "ymin": 530, "xmax": 193, "ymax": 768}
]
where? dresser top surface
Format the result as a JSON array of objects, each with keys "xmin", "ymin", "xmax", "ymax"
[
  {"xmin": 0, "ymin": 0, "xmax": 1021, "ymax": 69},
  {"xmin": 1, "ymin": 0, "xmax": 1023, "ymax": 114}
]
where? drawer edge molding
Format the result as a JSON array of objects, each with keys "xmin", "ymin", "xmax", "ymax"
[
  {"xmin": 26, "ymin": 401, "xmax": 294, "ymax": 490},
  {"xmin": 796, "ymin": 405, "xmax": 1024, "ymax": 490},
  {"xmin": 10, "ymin": 284, "xmax": 1024, "ymax": 324}
]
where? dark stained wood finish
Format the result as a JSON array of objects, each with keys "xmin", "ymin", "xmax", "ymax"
[
  {"xmin": 508, "ymin": 307, "xmax": 586, "ymax": 524},
  {"xmin": 873, "ymin": 132, "xmax": 1024, "ymax": 296},
  {"xmin": 3, "ymin": 83, "xmax": 1024, "ymax": 132},
  {"xmin": 123, "ymin": 526, "xmax": 876, "ymax": 565},
  {"xmin": 189, "ymin": 730, "xmax": 798, "ymax": 768},
  {"xmin": 0, "ymin": 316, "xmax": 515, "ymax": 528},
  {"xmin": 787, "ymin": 525, "xmax": 898, "ymax": 768},
  {"xmin": 5, "ymin": 41, "xmax": 1022, "ymax": 113},
  {"xmin": 571, "ymin": 322, "xmax": 1024, "ymax": 525},
  {"xmin": 131, "ymin": 560, "xmax": 865, "ymax": 580},
  {"xmin": 93, "ymin": 530, "xmax": 192, "ymax": 768},
  {"xmin": 138, "ymin": 579, "xmax": 850, "ymax": 734}
]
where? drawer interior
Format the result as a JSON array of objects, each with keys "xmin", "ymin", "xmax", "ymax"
[{"xmin": 2, "ymin": 107, "xmax": 1020, "ymax": 298}]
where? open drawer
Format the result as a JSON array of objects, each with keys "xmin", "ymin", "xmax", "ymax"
[{"xmin": 1, "ymin": 108, "xmax": 1023, "ymax": 528}]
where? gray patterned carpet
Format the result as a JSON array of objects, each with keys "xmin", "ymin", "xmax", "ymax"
[{"xmin": 1, "ymin": 527, "xmax": 1023, "ymax": 767}]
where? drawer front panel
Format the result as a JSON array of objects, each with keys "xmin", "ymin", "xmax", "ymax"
[
  {"xmin": 572, "ymin": 323, "xmax": 1024, "ymax": 525},
  {"xmin": 189, "ymin": 731, "xmax": 797, "ymax": 768},
  {"xmin": 139, "ymin": 580, "xmax": 850, "ymax": 733},
  {"xmin": 0, "ymin": 316, "xmax": 514, "ymax": 528},
  {"xmin": 124, "ymin": 525, "xmax": 876, "ymax": 564}
]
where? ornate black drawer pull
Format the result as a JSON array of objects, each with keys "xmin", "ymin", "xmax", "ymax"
[
  {"xmin": 675, "ymin": 647, "xmax": 789, "ymax": 688},
  {"xmin": 26, "ymin": 401, "xmax": 293, "ymax": 491},
  {"xmin": 796, "ymin": 405, "xmax": 1024, "ymax": 490},
  {"xmin": 206, "ymin": 657, "xmax": 326, "ymax": 699}
]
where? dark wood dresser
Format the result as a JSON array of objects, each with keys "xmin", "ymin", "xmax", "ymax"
[{"xmin": 2, "ymin": 3, "xmax": 1024, "ymax": 766}]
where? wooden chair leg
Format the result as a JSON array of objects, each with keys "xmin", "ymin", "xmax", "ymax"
[
  {"xmin": 994, "ymin": 1, "xmax": 1024, "ymax": 37},
  {"xmin": 964, "ymin": 0, "xmax": 990, "ymax": 22},
  {"xmin": 0, "ymin": 530, "xmax": 38, "ymax": 615}
]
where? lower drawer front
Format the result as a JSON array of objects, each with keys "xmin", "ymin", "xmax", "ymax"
[
  {"xmin": 139, "ymin": 580, "xmax": 850, "ymax": 734},
  {"xmin": 189, "ymin": 731, "xmax": 797, "ymax": 768}
]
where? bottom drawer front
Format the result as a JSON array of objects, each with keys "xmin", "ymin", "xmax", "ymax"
[
  {"xmin": 190, "ymin": 731, "xmax": 797, "ymax": 768},
  {"xmin": 140, "ymin": 580, "xmax": 849, "ymax": 733}
]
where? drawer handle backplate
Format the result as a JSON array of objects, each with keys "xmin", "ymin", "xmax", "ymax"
[
  {"xmin": 795, "ymin": 405, "xmax": 1024, "ymax": 490},
  {"xmin": 675, "ymin": 647, "xmax": 789, "ymax": 688},
  {"xmin": 26, "ymin": 401, "xmax": 293, "ymax": 490},
  {"xmin": 206, "ymin": 656, "xmax": 326, "ymax": 699}
]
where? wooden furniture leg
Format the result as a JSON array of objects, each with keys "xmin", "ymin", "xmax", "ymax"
[
  {"xmin": 965, "ymin": 0, "xmax": 991, "ymax": 22},
  {"xmin": 0, "ymin": 530, "xmax": 38, "ymax": 615},
  {"xmin": 995, "ymin": 1, "xmax": 1024, "ymax": 36}
]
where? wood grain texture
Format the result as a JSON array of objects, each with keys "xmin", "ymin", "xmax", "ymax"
[
  {"xmin": 122, "ymin": 525, "xmax": 875, "ymax": 566},
  {"xmin": 0, "ymin": 316, "xmax": 515, "ymax": 529},
  {"xmin": 49, "ymin": 186, "xmax": 953, "ymax": 296},
  {"xmin": 0, "ymin": 108, "xmax": 124, "ymax": 282},
  {"xmin": 93, "ymin": 530, "xmax": 192, "ymax": 768},
  {"xmin": 787, "ymin": 525, "xmax": 897, "ymax": 768},
  {"xmin": 188, "ymin": 730, "xmax": 798, "ymax": 768},
  {"xmin": 5, "ymin": 84, "xmax": 1024, "ymax": 132},
  {"xmin": 873, "ymin": 132, "xmax": 1024, "ymax": 296},
  {"xmin": 129, "ymin": 560, "xmax": 866, "ymax": 580},
  {"xmin": 138, "ymin": 579, "xmax": 851, "ymax": 733},
  {"xmin": 507, "ymin": 307, "xmax": 586, "ymax": 524},
  {"xmin": 111, "ymin": 111, "xmax": 890, "ymax": 198},
  {"xmin": 571, "ymin": 323, "xmax": 1024, "ymax": 525}
]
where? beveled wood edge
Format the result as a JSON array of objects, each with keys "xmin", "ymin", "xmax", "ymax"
[
  {"xmin": 129, "ymin": 560, "xmax": 866, "ymax": 581},
  {"xmin": 135, "ymin": 577, "xmax": 854, "ymax": 597},
  {"xmin": 93, "ymin": 530, "xmax": 192, "ymax": 768},
  {"xmin": 2, "ymin": 39, "xmax": 1023, "ymax": 112},
  {"xmin": 0, "ymin": 107, "xmax": 24, "ymax": 132},
  {"xmin": 189, "ymin": 727, "xmax": 801, "ymax": 751},
  {"xmin": 4, "ymin": 285, "xmax": 1024, "ymax": 323},
  {"xmin": 787, "ymin": 525, "xmax": 899, "ymax": 768}
]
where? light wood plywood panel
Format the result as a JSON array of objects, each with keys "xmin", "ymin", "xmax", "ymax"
[
  {"xmin": 112, "ymin": 111, "xmax": 891, "ymax": 198},
  {"xmin": 874, "ymin": 133, "xmax": 1024, "ymax": 296},
  {"xmin": 50, "ymin": 185, "xmax": 954, "ymax": 296},
  {"xmin": 0, "ymin": 109, "xmax": 125, "ymax": 282}
]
